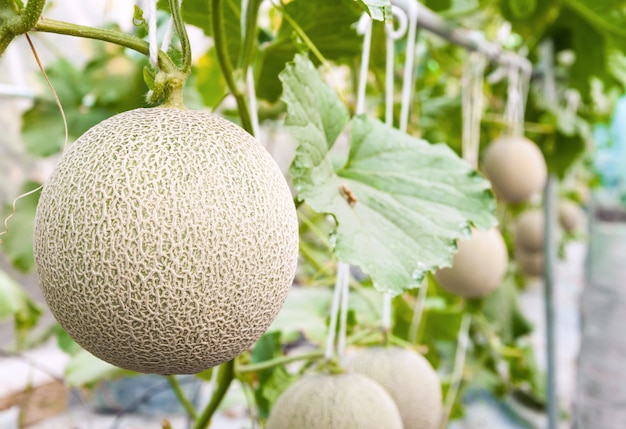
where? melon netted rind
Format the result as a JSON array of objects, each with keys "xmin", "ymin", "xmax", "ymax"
[
  {"xmin": 482, "ymin": 136, "xmax": 547, "ymax": 203},
  {"xmin": 266, "ymin": 373, "xmax": 403, "ymax": 429},
  {"xmin": 435, "ymin": 228, "xmax": 508, "ymax": 298},
  {"xmin": 33, "ymin": 108, "xmax": 299, "ymax": 375},
  {"xmin": 345, "ymin": 346, "xmax": 442, "ymax": 429}
]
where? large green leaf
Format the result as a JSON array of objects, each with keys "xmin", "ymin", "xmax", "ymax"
[
  {"xmin": 257, "ymin": 0, "xmax": 363, "ymax": 101},
  {"xmin": 280, "ymin": 54, "xmax": 497, "ymax": 295}
]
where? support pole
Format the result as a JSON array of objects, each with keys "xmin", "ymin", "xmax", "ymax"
[{"xmin": 540, "ymin": 39, "xmax": 559, "ymax": 429}]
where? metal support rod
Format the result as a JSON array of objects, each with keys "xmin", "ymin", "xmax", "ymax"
[
  {"xmin": 543, "ymin": 175, "xmax": 558, "ymax": 429},
  {"xmin": 540, "ymin": 38, "xmax": 559, "ymax": 429},
  {"xmin": 412, "ymin": 2, "xmax": 531, "ymax": 74}
]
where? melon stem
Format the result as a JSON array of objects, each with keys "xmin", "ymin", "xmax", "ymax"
[{"xmin": 193, "ymin": 359, "xmax": 235, "ymax": 429}]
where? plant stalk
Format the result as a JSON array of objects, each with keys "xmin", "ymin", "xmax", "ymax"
[
  {"xmin": 0, "ymin": 0, "xmax": 45, "ymax": 56},
  {"xmin": 168, "ymin": 0, "xmax": 191, "ymax": 74},
  {"xmin": 166, "ymin": 375, "xmax": 198, "ymax": 420},
  {"xmin": 211, "ymin": 0, "xmax": 253, "ymax": 134},
  {"xmin": 192, "ymin": 359, "xmax": 235, "ymax": 429},
  {"xmin": 33, "ymin": 18, "xmax": 178, "ymax": 73}
]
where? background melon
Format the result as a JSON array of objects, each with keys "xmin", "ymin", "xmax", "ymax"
[
  {"xmin": 515, "ymin": 246, "xmax": 545, "ymax": 277},
  {"xmin": 266, "ymin": 372, "xmax": 403, "ymax": 429},
  {"xmin": 515, "ymin": 208, "xmax": 544, "ymax": 252},
  {"xmin": 482, "ymin": 136, "xmax": 547, "ymax": 203},
  {"xmin": 435, "ymin": 228, "xmax": 508, "ymax": 298},
  {"xmin": 559, "ymin": 200, "xmax": 586, "ymax": 233},
  {"xmin": 33, "ymin": 108, "xmax": 299, "ymax": 375},
  {"xmin": 345, "ymin": 346, "xmax": 442, "ymax": 429}
]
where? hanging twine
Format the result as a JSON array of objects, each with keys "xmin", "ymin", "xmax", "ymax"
[
  {"xmin": 503, "ymin": 62, "xmax": 530, "ymax": 137},
  {"xmin": 461, "ymin": 52, "xmax": 487, "ymax": 169},
  {"xmin": 142, "ymin": 0, "xmax": 159, "ymax": 68}
]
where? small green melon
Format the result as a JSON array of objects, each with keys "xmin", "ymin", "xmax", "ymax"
[
  {"xmin": 345, "ymin": 346, "xmax": 442, "ymax": 429},
  {"xmin": 266, "ymin": 373, "xmax": 403, "ymax": 429},
  {"xmin": 435, "ymin": 228, "xmax": 508, "ymax": 298},
  {"xmin": 33, "ymin": 108, "xmax": 299, "ymax": 374},
  {"xmin": 482, "ymin": 136, "xmax": 547, "ymax": 203}
]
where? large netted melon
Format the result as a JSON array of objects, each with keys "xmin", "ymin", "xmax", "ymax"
[
  {"xmin": 266, "ymin": 373, "xmax": 403, "ymax": 429},
  {"xmin": 435, "ymin": 228, "xmax": 508, "ymax": 298},
  {"xmin": 482, "ymin": 136, "xmax": 547, "ymax": 203},
  {"xmin": 33, "ymin": 108, "xmax": 299, "ymax": 374},
  {"xmin": 345, "ymin": 346, "xmax": 442, "ymax": 429}
]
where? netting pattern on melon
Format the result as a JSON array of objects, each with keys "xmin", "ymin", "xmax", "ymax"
[
  {"xmin": 33, "ymin": 108, "xmax": 299, "ymax": 374},
  {"xmin": 346, "ymin": 347, "xmax": 443, "ymax": 429},
  {"xmin": 266, "ymin": 373, "xmax": 403, "ymax": 429}
]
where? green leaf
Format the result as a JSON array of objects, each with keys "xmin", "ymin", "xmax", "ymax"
[
  {"xmin": 0, "ymin": 268, "xmax": 42, "ymax": 349},
  {"xmin": 1, "ymin": 181, "xmax": 41, "ymax": 272},
  {"xmin": 55, "ymin": 324, "xmax": 81, "ymax": 355},
  {"xmin": 564, "ymin": 0, "xmax": 626, "ymax": 40},
  {"xmin": 280, "ymin": 54, "xmax": 497, "ymax": 295},
  {"xmin": 257, "ymin": 0, "xmax": 363, "ymax": 101},
  {"xmin": 269, "ymin": 286, "xmax": 383, "ymax": 343},
  {"xmin": 195, "ymin": 47, "xmax": 228, "ymax": 108},
  {"xmin": 353, "ymin": 0, "xmax": 391, "ymax": 21},
  {"xmin": 65, "ymin": 348, "xmax": 134, "ymax": 387},
  {"xmin": 482, "ymin": 277, "xmax": 533, "ymax": 344}
]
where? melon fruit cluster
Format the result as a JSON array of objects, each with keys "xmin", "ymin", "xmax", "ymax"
[
  {"xmin": 33, "ymin": 108, "xmax": 299, "ymax": 374},
  {"xmin": 514, "ymin": 208, "xmax": 544, "ymax": 277},
  {"xmin": 435, "ymin": 228, "xmax": 508, "ymax": 298},
  {"xmin": 266, "ymin": 373, "xmax": 404, "ymax": 429},
  {"xmin": 345, "ymin": 346, "xmax": 442, "ymax": 429},
  {"xmin": 481, "ymin": 135, "xmax": 547, "ymax": 204}
]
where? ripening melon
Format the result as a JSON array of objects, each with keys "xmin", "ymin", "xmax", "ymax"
[
  {"xmin": 33, "ymin": 108, "xmax": 299, "ymax": 375},
  {"xmin": 266, "ymin": 373, "xmax": 403, "ymax": 429},
  {"xmin": 515, "ymin": 246, "xmax": 544, "ymax": 277},
  {"xmin": 435, "ymin": 228, "xmax": 508, "ymax": 298},
  {"xmin": 345, "ymin": 347, "xmax": 442, "ymax": 429},
  {"xmin": 558, "ymin": 200, "xmax": 585, "ymax": 233},
  {"xmin": 515, "ymin": 208, "xmax": 544, "ymax": 252},
  {"xmin": 482, "ymin": 136, "xmax": 547, "ymax": 203}
]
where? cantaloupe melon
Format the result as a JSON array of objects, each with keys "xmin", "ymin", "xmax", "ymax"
[
  {"xmin": 482, "ymin": 136, "xmax": 547, "ymax": 203},
  {"xmin": 515, "ymin": 246, "xmax": 544, "ymax": 277},
  {"xmin": 266, "ymin": 372, "xmax": 403, "ymax": 429},
  {"xmin": 515, "ymin": 208, "xmax": 544, "ymax": 252},
  {"xmin": 345, "ymin": 346, "xmax": 442, "ymax": 429},
  {"xmin": 558, "ymin": 200, "xmax": 585, "ymax": 233},
  {"xmin": 33, "ymin": 108, "xmax": 299, "ymax": 374},
  {"xmin": 435, "ymin": 228, "xmax": 508, "ymax": 298}
]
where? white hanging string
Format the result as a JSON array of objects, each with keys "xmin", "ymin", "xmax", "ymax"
[
  {"xmin": 143, "ymin": 0, "xmax": 159, "ymax": 68},
  {"xmin": 337, "ymin": 269, "xmax": 351, "ymax": 356},
  {"xmin": 160, "ymin": 17, "xmax": 175, "ymax": 53},
  {"xmin": 461, "ymin": 52, "xmax": 486, "ymax": 168},
  {"xmin": 408, "ymin": 278, "xmax": 428, "ymax": 343},
  {"xmin": 355, "ymin": 14, "xmax": 373, "ymax": 116},
  {"xmin": 392, "ymin": 0, "xmax": 420, "ymax": 132},
  {"xmin": 324, "ymin": 262, "xmax": 350, "ymax": 361},
  {"xmin": 385, "ymin": 5, "xmax": 409, "ymax": 126}
]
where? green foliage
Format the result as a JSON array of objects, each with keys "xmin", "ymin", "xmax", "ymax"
[
  {"xmin": 0, "ymin": 268, "xmax": 41, "ymax": 349},
  {"xmin": 257, "ymin": 0, "xmax": 363, "ymax": 102},
  {"xmin": 1, "ymin": 181, "xmax": 41, "ymax": 272},
  {"xmin": 281, "ymin": 54, "xmax": 497, "ymax": 295},
  {"xmin": 21, "ymin": 47, "xmax": 146, "ymax": 157},
  {"xmin": 353, "ymin": 0, "xmax": 392, "ymax": 21}
]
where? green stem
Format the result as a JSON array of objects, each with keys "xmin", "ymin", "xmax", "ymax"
[
  {"xmin": 0, "ymin": 0, "xmax": 45, "ymax": 56},
  {"xmin": 211, "ymin": 0, "xmax": 253, "ymax": 134},
  {"xmin": 168, "ymin": 0, "xmax": 191, "ymax": 74},
  {"xmin": 33, "ymin": 18, "xmax": 177, "ymax": 73},
  {"xmin": 236, "ymin": 349, "xmax": 324, "ymax": 374},
  {"xmin": 193, "ymin": 360, "xmax": 235, "ymax": 429},
  {"xmin": 237, "ymin": 0, "xmax": 261, "ymax": 72},
  {"xmin": 166, "ymin": 375, "xmax": 198, "ymax": 420}
]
